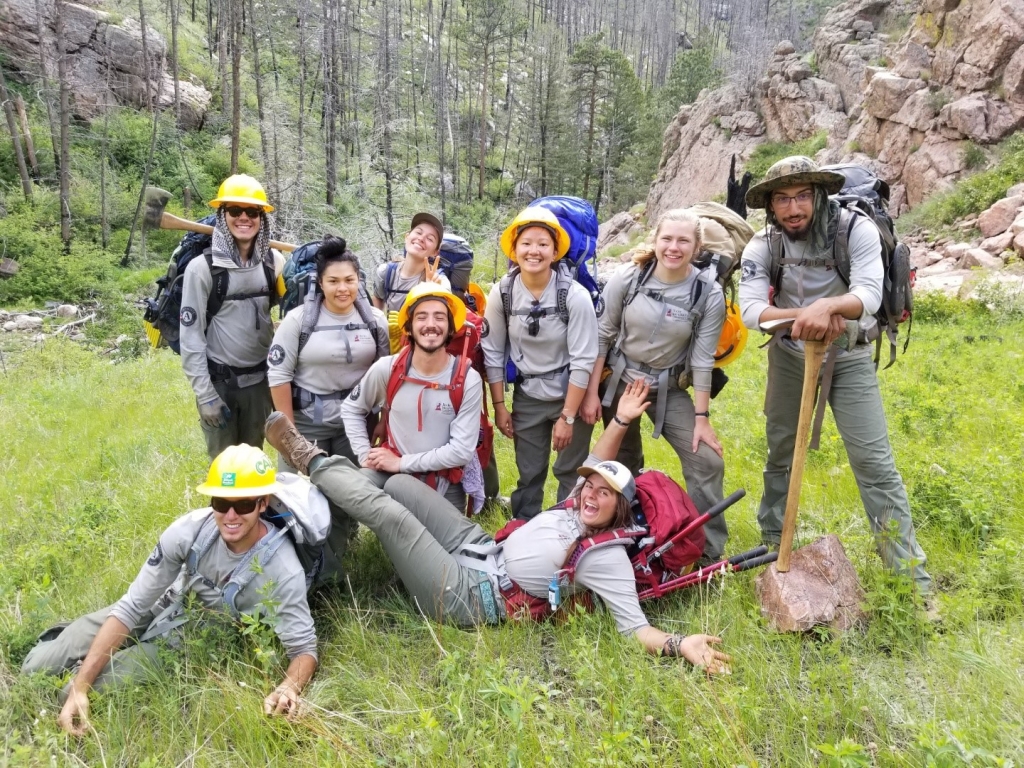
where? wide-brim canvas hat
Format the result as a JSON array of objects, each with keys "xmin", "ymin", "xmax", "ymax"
[
  {"xmin": 745, "ymin": 156, "xmax": 846, "ymax": 210},
  {"xmin": 499, "ymin": 207, "xmax": 571, "ymax": 262}
]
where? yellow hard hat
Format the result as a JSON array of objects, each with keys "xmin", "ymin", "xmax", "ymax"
[
  {"xmin": 209, "ymin": 174, "xmax": 275, "ymax": 213},
  {"xmin": 714, "ymin": 301, "xmax": 748, "ymax": 368},
  {"xmin": 467, "ymin": 282, "xmax": 487, "ymax": 315},
  {"xmin": 499, "ymin": 207, "xmax": 571, "ymax": 262},
  {"xmin": 396, "ymin": 283, "xmax": 467, "ymax": 335},
  {"xmin": 195, "ymin": 444, "xmax": 282, "ymax": 498}
]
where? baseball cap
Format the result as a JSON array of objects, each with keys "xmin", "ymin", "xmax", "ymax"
[
  {"xmin": 577, "ymin": 460, "xmax": 636, "ymax": 503},
  {"xmin": 410, "ymin": 212, "xmax": 444, "ymax": 244}
]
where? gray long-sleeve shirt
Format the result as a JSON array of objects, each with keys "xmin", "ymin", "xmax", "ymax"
[
  {"xmin": 267, "ymin": 303, "xmax": 388, "ymax": 426},
  {"xmin": 481, "ymin": 271, "xmax": 598, "ymax": 400},
  {"xmin": 739, "ymin": 218, "xmax": 882, "ymax": 358},
  {"xmin": 179, "ymin": 249, "xmax": 285, "ymax": 403},
  {"xmin": 340, "ymin": 353, "xmax": 484, "ymax": 473},
  {"xmin": 109, "ymin": 509, "xmax": 317, "ymax": 661},
  {"xmin": 598, "ymin": 263, "xmax": 725, "ymax": 393}
]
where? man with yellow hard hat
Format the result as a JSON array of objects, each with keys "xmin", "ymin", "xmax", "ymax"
[
  {"xmin": 22, "ymin": 445, "xmax": 318, "ymax": 736},
  {"xmin": 328, "ymin": 283, "xmax": 485, "ymax": 514},
  {"xmin": 179, "ymin": 174, "xmax": 286, "ymax": 459}
]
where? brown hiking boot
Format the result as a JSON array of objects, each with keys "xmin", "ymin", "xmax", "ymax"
[{"xmin": 265, "ymin": 412, "xmax": 326, "ymax": 475}]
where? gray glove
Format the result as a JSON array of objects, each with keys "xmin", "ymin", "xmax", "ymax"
[{"xmin": 199, "ymin": 397, "xmax": 231, "ymax": 429}]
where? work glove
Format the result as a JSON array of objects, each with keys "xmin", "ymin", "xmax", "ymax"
[{"xmin": 199, "ymin": 397, "xmax": 232, "ymax": 429}]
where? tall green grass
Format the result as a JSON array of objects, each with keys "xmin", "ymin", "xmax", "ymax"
[{"xmin": 1, "ymin": 301, "xmax": 1023, "ymax": 765}]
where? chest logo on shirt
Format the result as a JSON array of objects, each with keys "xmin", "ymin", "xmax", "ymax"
[
  {"xmin": 435, "ymin": 402, "xmax": 455, "ymax": 415},
  {"xmin": 741, "ymin": 261, "xmax": 757, "ymax": 282},
  {"xmin": 147, "ymin": 542, "xmax": 164, "ymax": 566},
  {"xmin": 268, "ymin": 344, "xmax": 286, "ymax": 365},
  {"xmin": 180, "ymin": 306, "xmax": 197, "ymax": 326}
]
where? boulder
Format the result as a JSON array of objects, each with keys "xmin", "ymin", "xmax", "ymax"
[
  {"xmin": 902, "ymin": 137, "xmax": 968, "ymax": 206},
  {"xmin": 940, "ymin": 94, "xmax": 1024, "ymax": 144},
  {"xmin": 888, "ymin": 88, "xmax": 938, "ymax": 132},
  {"xmin": 944, "ymin": 242, "xmax": 972, "ymax": 261},
  {"xmin": 55, "ymin": 304, "xmax": 79, "ymax": 318},
  {"xmin": 977, "ymin": 196, "xmax": 1023, "ymax": 238},
  {"xmin": 959, "ymin": 248, "xmax": 1004, "ymax": 269},
  {"xmin": 1015, "ymin": 231, "xmax": 1024, "ymax": 257},
  {"xmin": 910, "ymin": 247, "xmax": 944, "ymax": 269},
  {"xmin": 10, "ymin": 314, "xmax": 44, "ymax": 331},
  {"xmin": 917, "ymin": 257, "xmax": 958, "ymax": 277},
  {"xmin": 813, "ymin": 0, "xmax": 891, "ymax": 112},
  {"xmin": 962, "ymin": 0, "xmax": 1024, "ymax": 76},
  {"xmin": 597, "ymin": 212, "xmax": 642, "ymax": 252},
  {"xmin": 755, "ymin": 535, "xmax": 868, "ymax": 633},
  {"xmin": 1008, "ymin": 183, "xmax": 1024, "ymax": 198},
  {"xmin": 1004, "ymin": 47, "xmax": 1024, "ymax": 103},
  {"xmin": 980, "ymin": 231, "xmax": 1014, "ymax": 254},
  {"xmin": 863, "ymin": 73, "xmax": 927, "ymax": 121}
]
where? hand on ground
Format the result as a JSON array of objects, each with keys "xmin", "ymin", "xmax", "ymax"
[
  {"xmin": 680, "ymin": 634, "xmax": 732, "ymax": 676},
  {"xmin": 58, "ymin": 688, "xmax": 91, "ymax": 737},
  {"xmin": 264, "ymin": 685, "xmax": 301, "ymax": 719}
]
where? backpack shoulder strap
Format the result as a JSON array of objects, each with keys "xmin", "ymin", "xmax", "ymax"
[
  {"xmin": 499, "ymin": 268, "xmax": 520, "ymax": 321},
  {"xmin": 384, "ymin": 262, "xmax": 400, "ymax": 305},
  {"xmin": 447, "ymin": 333, "xmax": 473, "ymax": 414},
  {"xmin": 624, "ymin": 259, "xmax": 656, "ymax": 306},
  {"xmin": 833, "ymin": 207, "xmax": 859, "ymax": 288},
  {"xmin": 262, "ymin": 259, "xmax": 277, "ymax": 302},
  {"xmin": 554, "ymin": 263, "xmax": 574, "ymax": 324},
  {"xmin": 767, "ymin": 228, "xmax": 784, "ymax": 300},
  {"xmin": 296, "ymin": 292, "xmax": 323, "ymax": 355},
  {"xmin": 354, "ymin": 297, "xmax": 390, "ymax": 360},
  {"xmin": 185, "ymin": 512, "xmax": 225, "ymax": 583},
  {"xmin": 205, "ymin": 251, "xmax": 230, "ymax": 324},
  {"xmin": 221, "ymin": 524, "xmax": 292, "ymax": 618}
]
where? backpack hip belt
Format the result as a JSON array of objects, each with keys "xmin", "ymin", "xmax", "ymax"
[
  {"xmin": 208, "ymin": 359, "xmax": 269, "ymax": 387},
  {"xmin": 601, "ymin": 349, "xmax": 684, "ymax": 440},
  {"xmin": 514, "ymin": 363, "xmax": 569, "ymax": 385},
  {"xmin": 291, "ymin": 384, "xmax": 352, "ymax": 425}
]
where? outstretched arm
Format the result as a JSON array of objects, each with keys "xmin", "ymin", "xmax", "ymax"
[
  {"xmin": 263, "ymin": 653, "xmax": 318, "ymax": 718},
  {"xmin": 58, "ymin": 615, "xmax": 132, "ymax": 736},
  {"xmin": 590, "ymin": 379, "xmax": 650, "ymax": 462},
  {"xmin": 634, "ymin": 626, "xmax": 732, "ymax": 674}
]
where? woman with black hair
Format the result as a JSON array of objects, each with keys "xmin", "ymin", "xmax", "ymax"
[{"xmin": 267, "ymin": 236, "xmax": 389, "ymax": 469}]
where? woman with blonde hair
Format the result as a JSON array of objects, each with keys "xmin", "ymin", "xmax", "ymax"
[{"xmin": 580, "ymin": 208, "xmax": 729, "ymax": 561}]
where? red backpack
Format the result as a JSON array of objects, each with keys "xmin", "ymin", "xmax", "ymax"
[
  {"xmin": 493, "ymin": 470, "xmax": 707, "ymax": 621},
  {"xmin": 379, "ymin": 311, "xmax": 494, "ymax": 503}
]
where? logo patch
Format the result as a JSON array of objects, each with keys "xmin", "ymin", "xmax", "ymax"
[
  {"xmin": 434, "ymin": 402, "xmax": 455, "ymax": 415},
  {"xmin": 349, "ymin": 384, "xmax": 361, "ymax": 401},
  {"xmin": 268, "ymin": 344, "xmax": 286, "ymax": 365},
  {"xmin": 480, "ymin": 318, "xmax": 490, "ymax": 338},
  {"xmin": 741, "ymin": 261, "xmax": 757, "ymax": 282},
  {"xmin": 180, "ymin": 306, "xmax": 198, "ymax": 326},
  {"xmin": 254, "ymin": 457, "xmax": 273, "ymax": 475},
  {"xmin": 221, "ymin": 472, "xmax": 237, "ymax": 487},
  {"xmin": 147, "ymin": 543, "xmax": 164, "ymax": 566}
]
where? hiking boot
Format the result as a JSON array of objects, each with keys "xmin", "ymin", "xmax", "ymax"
[{"xmin": 265, "ymin": 412, "xmax": 326, "ymax": 475}]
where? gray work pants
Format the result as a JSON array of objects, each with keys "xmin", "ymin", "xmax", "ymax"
[
  {"xmin": 278, "ymin": 413, "xmax": 358, "ymax": 588},
  {"xmin": 760, "ymin": 344, "xmax": 932, "ymax": 592},
  {"xmin": 199, "ymin": 379, "xmax": 274, "ymax": 460},
  {"xmin": 509, "ymin": 390, "xmax": 595, "ymax": 520},
  {"xmin": 311, "ymin": 457, "xmax": 500, "ymax": 625},
  {"xmin": 22, "ymin": 607, "xmax": 162, "ymax": 691},
  {"xmin": 360, "ymin": 468, "xmax": 468, "ymax": 513},
  {"xmin": 602, "ymin": 381, "xmax": 728, "ymax": 561}
]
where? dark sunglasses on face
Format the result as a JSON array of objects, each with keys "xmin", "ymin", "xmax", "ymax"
[
  {"xmin": 211, "ymin": 497, "xmax": 262, "ymax": 515},
  {"xmin": 224, "ymin": 205, "xmax": 262, "ymax": 219}
]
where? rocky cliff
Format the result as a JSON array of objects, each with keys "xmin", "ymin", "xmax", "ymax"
[
  {"xmin": 647, "ymin": 0, "xmax": 1024, "ymax": 220},
  {"xmin": 0, "ymin": 0, "xmax": 211, "ymax": 129}
]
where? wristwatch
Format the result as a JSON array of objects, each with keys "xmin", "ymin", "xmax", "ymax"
[
  {"xmin": 694, "ymin": 411, "xmax": 710, "ymax": 418},
  {"xmin": 560, "ymin": 412, "xmax": 576, "ymax": 425}
]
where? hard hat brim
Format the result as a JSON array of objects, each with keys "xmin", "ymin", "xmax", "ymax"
[
  {"xmin": 195, "ymin": 480, "xmax": 282, "ymax": 497},
  {"xmin": 499, "ymin": 213, "xmax": 571, "ymax": 262},
  {"xmin": 396, "ymin": 288, "xmax": 467, "ymax": 335},
  {"xmin": 209, "ymin": 195, "xmax": 275, "ymax": 213}
]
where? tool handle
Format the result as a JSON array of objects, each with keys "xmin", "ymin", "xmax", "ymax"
[
  {"xmin": 777, "ymin": 339, "xmax": 827, "ymax": 571},
  {"xmin": 734, "ymin": 551, "xmax": 779, "ymax": 572},
  {"xmin": 650, "ymin": 488, "xmax": 746, "ymax": 561},
  {"xmin": 727, "ymin": 545, "xmax": 768, "ymax": 566},
  {"xmin": 159, "ymin": 212, "xmax": 297, "ymax": 252}
]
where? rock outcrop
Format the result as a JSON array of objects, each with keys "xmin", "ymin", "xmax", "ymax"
[
  {"xmin": 758, "ymin": 42, "xmax": 849, "ymax": 144},
  {"xmin": 0, "ymin": 0, "xmax": 211, "ymax": 128}
]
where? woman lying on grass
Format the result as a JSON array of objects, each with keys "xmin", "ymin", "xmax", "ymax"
[{"xmin": 266, "ymin": 379, "xmax": 731, "ymax": 672}]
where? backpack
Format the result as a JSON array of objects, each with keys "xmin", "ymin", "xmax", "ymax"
[
  {"xmin": 380, "ymin": 315, "xmax": 493, "ymax": 504},
  {"xmin": 184, "ymin": 474, "xmax": 332, "ymax": 614},
  {"xmin": 382, "ymin": 233, "xmax": 474, "ymax": 308},
  {"xmin": 142, "ymin": 215, "xmax": 276, "ymax": 354},
  {"xmin": 491, "ymin": 470, "xmax": 707, "ymax": 621},
  {"xmin": 768, "ymin": 164, "xmax": 913, "ymax": 369},
  {"xmin": 688, "ymin": 201, "xmax": 756, "ymax": 297}
]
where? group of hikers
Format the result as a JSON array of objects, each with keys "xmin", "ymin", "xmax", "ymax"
[{"xmin": 23, "ymin": 156, "xmax": 933, "ymax": 736}]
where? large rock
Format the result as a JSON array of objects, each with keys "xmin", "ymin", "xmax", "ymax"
[
  {"xmin": 939, "ymin": 94, "xmax": 1024, "ymax": 144},
  {"xmin": 1004, "ymin": 47, "xmax": 1024, "ymax": 103},
  {"xmin": 813, "ymin": 0, "xmax": 891, "ymax": 112},
  {"xmin": 959, "ymin": 248, "xmax": 1005, "ymax": 269},
  {"xmin": 902, "ymin": 137, "xmax": 968, "ymax": 206},
  {"xmin": 962, "ymin": 0, "xmax": 1024, "ymax": 76},
  {"xmin": 755, "ymin": 535, "xmax": 868, "ymax": 633},
  {"xmin": 863, "ymin": 73, "xmax": 927, "ymax": 121},
  {"xmin": 758, "ymin": 42, "xmax": 848, "ymax": 143},
  {"xmin": 980, "ymin": 231, "xmax": 1014, "ymax": 254},
  {"xmin": 597, "ymin": 212, "xmax": 643, "ymax": 252},
  {"xmin": 977, "ymin": 196, "xmax": 1024, "ymax": 238}
]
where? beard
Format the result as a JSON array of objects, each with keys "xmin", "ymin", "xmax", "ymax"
[{"xmin": 411, "ymin": 328, "xmax": 449, "ymax": 353}]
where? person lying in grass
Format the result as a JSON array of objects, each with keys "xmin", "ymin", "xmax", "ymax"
[
  {"xmin": 22, "ymin": 445, "xmax": 318, "ymax": 735},
  {"xmin": 266, "ymin": 379, "xmax": 731, "ymax": 672}
]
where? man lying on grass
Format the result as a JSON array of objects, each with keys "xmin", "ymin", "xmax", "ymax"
[
  {"xmin": 22, "ymin": 445, "xmax": 318, "ymax": 736},
  {"xmin": 267, "ymin": 379, "xmax": 731, "ymax": 672}
]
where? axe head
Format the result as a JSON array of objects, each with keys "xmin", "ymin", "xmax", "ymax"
[{"xmin": 143, "ymin": 187, "xmax": 173, "ymax": 230}]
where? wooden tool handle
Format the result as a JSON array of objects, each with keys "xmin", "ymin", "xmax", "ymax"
[
  {"xmin": 776, "ymin": 339, "xmax": 828, "ymax": 572},
  {"xmin": 159, "ymin": 211, "xmax": 297, "ymax": 252}
]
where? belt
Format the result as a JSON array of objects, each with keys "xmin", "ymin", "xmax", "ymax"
[
  {"xmin": 292, "ymin": 384, "xmax": 351, "ymax": 425},
  {"xmin": 515, "ymin": 363, "xmax": 569, "ymax": 385},
  {"xmin": 208, "ymin": 359, "xmax": 268, "ymax": 387}
]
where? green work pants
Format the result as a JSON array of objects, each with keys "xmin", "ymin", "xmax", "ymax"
[
  {"xmin": 199, "ymin": 379, "xmax": 274, "ymax": 460},
  {"xmin": 509, "ymin": 390, "xmax": 595, "ymax": 520},
  {"xmin": 21, "ymin": 607, "xmax": 162, "ymax": 692},
  {"xmin": 760, "ymin": 344, "xmax": 932, "ymax": 592},
  {"xmin": 602, "ymin": 381, "xmax": 728, "ymax": 561},
  {"xmin": 311, "ymin": 457, "xmax": 500, "ymax": 625}
]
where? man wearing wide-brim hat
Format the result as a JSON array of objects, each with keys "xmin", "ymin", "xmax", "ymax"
[{"xmin": 737, "ymin": 156, "xmax": 934, "ymax": 611}]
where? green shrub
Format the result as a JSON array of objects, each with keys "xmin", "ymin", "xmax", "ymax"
[{"xmin": 744, "ymin": 132, "xmax": 829, "ymax": 181}]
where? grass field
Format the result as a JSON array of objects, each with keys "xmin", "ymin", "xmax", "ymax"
[{"xmin": 1, "ymin": 294, "xmax": 1023, "ymax": 766}]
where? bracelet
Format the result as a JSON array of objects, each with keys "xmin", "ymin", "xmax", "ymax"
[
  {"xmin": 612, "ymin": 415, "xmax": 630, "ymax": 427},
  {"xmin": 694, "ymin": 411, "xmax": 710, "ymax": 419},
  {"xmin": 661, "ymin": 634, "xmax": 686, "ymax": 657}
]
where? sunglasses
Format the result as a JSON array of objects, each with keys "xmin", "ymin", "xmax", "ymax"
[
  {"xmin": 210, "ymin": 497, "xmax": 262, "ymax": 515},
  {"xmin": 224, "ymin": 205, "xmax": 262, "ymax": 219},
  {"xmin": 526, "ymin": 302, "xmax": 547, "ymax": 337}
]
